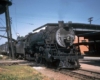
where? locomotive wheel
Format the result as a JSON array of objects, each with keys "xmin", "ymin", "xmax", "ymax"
[
  {"xmin": 43, "ymin": 59, "xmax": 46, "ymax": 66},
  {"xmin": 24, "ymin": 53, "xmax": 27, "ymax": 60},
  {"xmin": 22, "ymin": 54, "xmax": 26, "ymax": 60},
  {"xmin": 73, "ymin": 60, "xmax": 80, "ymax": 69},
  {"xmin": 53, "ymin": 60, "xmax": 60, "ymax": 69},
  {"xmin": 43, "ymin": 59, "xmax": 50, "ymax": 68},
  {"xmin": 46, "ymin": 61, "xmax": 52, "ymax": 68},
  {"xmin": 15, "ymin": 53, "xmax": 19, "ymax": 59},
  {"xmin": 25, "ymin": 54, "xmax": 30, "ymax": 60},
  {"xmin": 41, "ymin": 58, "xmax": 45, "ymax": 64},
  {"xmin": 34, "ymin": 53, "xmax": 39, "ymax": 63}
]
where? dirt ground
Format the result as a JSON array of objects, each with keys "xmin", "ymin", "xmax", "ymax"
[
  {"xmin": 80, "ymin": 63, "xmax": 100, "ymax": 73},
  {"xmin": 33, "ymin": 67, "xmax": 78, "ymax": 80}
]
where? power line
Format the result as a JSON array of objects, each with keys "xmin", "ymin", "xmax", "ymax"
[
  {"xmin": 18, "ymin": 21, "xmax": 34, "ymax": 25},
  {"xmin": 0, "ymin": 18, "xmax": 5, "ymax": 24},
  {"xmin": 0, "ymin": 18, "xmax": 6, "ymax": 32},
  {"xmin": 12, "ymin": 3, "xmax": 18, "ymax": 34},
  {"xmin": 14, "ymin": 3, "xmax": 18, "ymax": 33},
  {"xmin": 0, "ymin": 32, "xmax": 6, "ymax": 40},
  {"xmin": 93, "ymin": 18, "xmax": 100, "ymax": 22},
  {"xmin": 10, "ymin": 17, "xmax": 17, "ymax": 37},
  {"xmin": 0, "ymin": 21, "xmax": 5, "ymax": 28},
  {"xmin": 11, "ymin": 12, "xmax": 58, "ymax": 18}
]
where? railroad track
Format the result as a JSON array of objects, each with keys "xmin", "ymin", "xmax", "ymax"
[
  {"xmin": 51, "ymin": 68, "xmax": 100, "ymax": 80},
  {"xmin": 0, "ymin": 60, "xmax": 31, "ymax": 66}
]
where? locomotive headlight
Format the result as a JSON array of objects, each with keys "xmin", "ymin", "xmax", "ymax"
[{"xmin": 67, "ymin": 36, "xmax": 70, "ymax": 40}]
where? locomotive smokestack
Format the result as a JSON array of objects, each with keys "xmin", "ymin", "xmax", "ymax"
[
  {"xmin": 58, "ymin": 21, "xmax": 64, "ymax": 28},
  {"xmin": 67, "ymin": 21, "xmax": 72, "ymax": 27}
]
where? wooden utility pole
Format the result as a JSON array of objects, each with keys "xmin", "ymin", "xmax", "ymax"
[
  {"xmin": 0, "ymin": 0, "xmax": 14, "ymax": 59},
  {"xmin": 5, "ymin": 2, "xmax": 14, "ymax": 59},
  {"xmin": 88, "ymin": 17, "xmax": 93, "ymax": 25}
]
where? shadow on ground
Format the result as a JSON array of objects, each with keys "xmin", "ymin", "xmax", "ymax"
[{"xmin": 80, "ymin": 60, "xmax": 100, "ymax": 66}]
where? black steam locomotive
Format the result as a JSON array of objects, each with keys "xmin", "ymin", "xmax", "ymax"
[
  {"xmin": 19, "ymin": 21, "xmax": 80, "ymax": 69},
  {"xmin": 0, "ymin": 21, "xmax": 80, "ymax": 69}
]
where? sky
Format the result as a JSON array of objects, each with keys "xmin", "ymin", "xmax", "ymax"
[{"xmin": 0, "ymin": 0, "xmax": 100, "ymax": 44}]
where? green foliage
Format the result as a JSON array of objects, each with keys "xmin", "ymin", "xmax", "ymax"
[{"xmin": 0, "ymin": 74, "xmax": 18, "ymax": 80}]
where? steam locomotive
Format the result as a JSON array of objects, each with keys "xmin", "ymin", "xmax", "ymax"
[{"xmin": 0, "ymin": 21, "xmax": 80, "ymax": 69}]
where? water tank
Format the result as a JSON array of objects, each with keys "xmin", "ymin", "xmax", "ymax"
[{"xmin": 0, "ymin": 0, "xmax": 12, "ymax": 14}]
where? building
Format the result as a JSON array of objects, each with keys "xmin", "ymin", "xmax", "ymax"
[{"xmin": 33, "ymin": 21, "xmax": 100, "ymax": 56}]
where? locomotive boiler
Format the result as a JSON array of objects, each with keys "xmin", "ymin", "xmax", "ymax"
[{"xmin": 25, "ymin": 21, "xmax": 80, "ymax": 69}]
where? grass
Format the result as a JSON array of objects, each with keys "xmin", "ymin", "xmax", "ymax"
[{"xmin": 0, "ymin": 65, "xmax": 52, "ymax": 80}]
